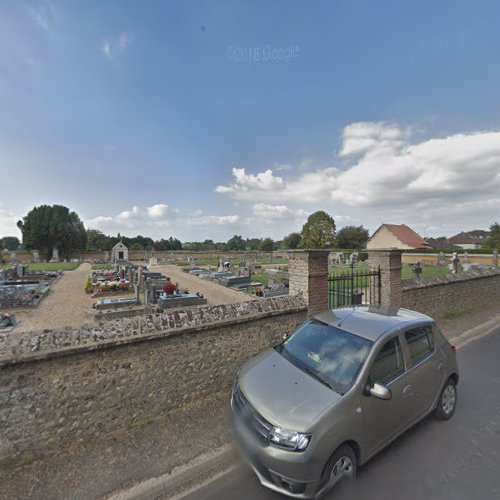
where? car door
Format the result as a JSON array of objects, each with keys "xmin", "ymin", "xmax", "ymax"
[
  {"xmin": 402, "ymin": 323, "xmax": 444, "ymax": 415},
  {"xmin": 362, "ymin": 335, "xmax": 416, "ymax": 457}
]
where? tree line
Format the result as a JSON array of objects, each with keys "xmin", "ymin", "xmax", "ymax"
[{"xmin": 9, "ymin": 204, "xmax": 497, "ymax": 260}]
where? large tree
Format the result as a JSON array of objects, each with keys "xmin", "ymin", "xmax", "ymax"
[
  {"xmin": 482, "ymin": 222, "xmax": 500, "ymax": 250},
  {"xmin": 335, "ymin": 225, "xmax": 370, "ymax": 249},
  {"xmin": 301, "ymin": 211, "xmax": 336, "ymax": 249},
  {"xmin": 282, "ymin": 232, "xmax": 302, "ymax": 249},
  {"xmin": 86, "ymin": 229, "xmax": 113, "ymax": 251},
  {"xmin": 0, "ymin": 236, "xmax": 21, "ymax": 251},
  {"xmin": 260, "ymin": 237, "xmax": 275, "ymax": 252},
  {"xmin": 17, "ymin": 205, "xmax": 87, "ymax": 260},
  {"xmin": 227, "ymin": 234, "xmax": 246, "ymax": 251}
]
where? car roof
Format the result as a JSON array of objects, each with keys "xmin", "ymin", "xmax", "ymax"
[{"xmin": 313, "ymin": 305, "xmax": 432, "ymax": 342}]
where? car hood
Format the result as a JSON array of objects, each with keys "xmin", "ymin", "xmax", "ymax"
[{"xmin": 238, "ymin": 349, "xmax": 341, "ymax": 432}]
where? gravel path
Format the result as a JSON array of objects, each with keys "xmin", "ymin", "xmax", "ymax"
[
  {"xmin": 14, "ymin": 263, "xmax": 95, "ymax": 333},
  {"xmin": 153, "ymin": 265, "xmax": 255, "ymax": 306}
]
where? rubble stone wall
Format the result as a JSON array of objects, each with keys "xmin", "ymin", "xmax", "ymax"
[
  {"xmin": 401, "ymin": 268, "xmax": 500, "ymax": 317},
  {"xmin": 0, "ymin": 296, "xmax": 307, "ymax": 466}
]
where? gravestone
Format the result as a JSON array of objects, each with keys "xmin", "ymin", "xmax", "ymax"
[
  {"xmin": 9, "ymin": 251, "xmax": 17, "ymax": 262},
  {"xmin": 50, "ymin": 248, "xmax": 59, "ymax": 262},
  {"xmin": 149, "ymin": 257, "xmax": 158, "ymax": 266},
  {"xmin": 104, "ymin": 251, "xmax": 110, "ymax": 261},
  {"xmin": 31, "ymin": 250, "xmax": 40, "ymax": 263}
]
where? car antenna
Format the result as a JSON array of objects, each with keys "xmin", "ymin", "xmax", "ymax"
[{"xmin": 337, "ymin": 303, "xmax": 363, "ymax": 328}]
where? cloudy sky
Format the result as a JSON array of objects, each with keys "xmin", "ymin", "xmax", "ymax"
[{"xmin": 1, "ymin": 0, "xmax": 499, "ymax": 242}]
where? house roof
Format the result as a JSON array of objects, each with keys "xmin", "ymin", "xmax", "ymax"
[
  {"xmin": 371, "ymin": 224, "xmax": 431, "ymax": 249},
  {"xmin": 112, "ymin": 241, "xmax": 127, "ymax": 250},
  {"xmin": 449, "ymin": 232, "xmax": 481, "ymax": 245}
]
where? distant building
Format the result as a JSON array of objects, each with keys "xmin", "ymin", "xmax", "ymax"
[
  {"xmin": 367, "ymin": 224, "xmax": 431, "ymax": 250},
  {"xmin": 111, "ymin": 241, "xmax": 129, "ymax": 262},
  {"xmin": 448, "ymin": 232, "xmax": 482, "ymax": 250}
]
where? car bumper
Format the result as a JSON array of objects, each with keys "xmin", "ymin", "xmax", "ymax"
[{"xmin": 230, "ymin": 398, "xmax": 324, "ymax": 498}]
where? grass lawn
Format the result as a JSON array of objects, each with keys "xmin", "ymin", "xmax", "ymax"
[
  {"xmin": 330, "ymin": 263, "xmax": 454, "ymax": 280},
  {"xmin": 0, "ymin": 262, "xmax": 81, "ymax": 271},
  {"xmin": 91, "ymin": 263, "xmax": 114, "ymax": 270}
]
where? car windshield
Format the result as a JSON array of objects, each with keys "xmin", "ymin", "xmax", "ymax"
[{"xmin": 275, "ymin": 319, "xmax": 373, "ymax": 395}]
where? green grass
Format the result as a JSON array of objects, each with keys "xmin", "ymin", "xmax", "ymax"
[
  {"xmin": 91, "ymin": 263, "xmax": 114, "ymax": 270},
  {"xmin": 0, "ymin": 262, "xmax": 80, "ymax": 271}
]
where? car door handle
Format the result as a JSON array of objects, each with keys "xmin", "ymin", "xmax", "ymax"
[{"xmin": 403, "ymin": 385, "xmax": 413, "ymax": 396}]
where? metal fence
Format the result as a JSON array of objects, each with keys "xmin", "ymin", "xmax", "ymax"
[{"xmin": 328, "ymin": 266, "xmax": 381, "ymax": 308}]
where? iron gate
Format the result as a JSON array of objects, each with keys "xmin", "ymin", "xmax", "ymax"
[{"xmin": 328, "ymin": 266, "xmax": 381, "ymax": 308}]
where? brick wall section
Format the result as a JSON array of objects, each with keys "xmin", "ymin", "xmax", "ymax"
[
  {"xmin": 288, "ymin": 250, "xmax": 329, "ymax": 316},
  {"xmin": 368, "ymin": 249, "xmax": 403, "ymax": 307},
  {"xmin": 0, "ymin": 296, "xmax": 307, "ymax": 466},
  {"xmin": 401, "ymin": 268, "xmax": 500, "ymax": 317}
]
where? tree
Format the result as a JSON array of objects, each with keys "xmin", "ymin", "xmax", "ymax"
[
  {"xmin": 0, "ymin": 236, "xmax": 21, "ymax": 251},
  {"xmin": 246, "ymin": 238, "xmax": 262, "ymax": 250},
  {"xmin": 335, "ymin": 225, "xmax": 370, "ymax": 249},
  {"xmin": 260, "ymin": 237, "xmax": 275, "ymax": 251},
  {"xmin": 482, "ymin": 222, "xmax": 500, "ymax": 250},
  {"xmin": 86, "ymin": 229, "xmax": 113, "ymax": 251},
  {"xmin": 227, "ymin": 234, "xmax": 246, "ymax": 251},
  {"xmin": 282, "ymin": 232, "xmax": 302, "ymax": 249},
  {"xmin": 17, "ymin": 205, "xmax": 87, "ymax": 260},
  {"xmin": 301, "ymin": 211, "xmax": 336, "ymax": 249}
]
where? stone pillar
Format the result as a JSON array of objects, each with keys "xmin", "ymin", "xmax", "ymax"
[
  {"xmin": 367, "ymin": 249, "xmax": 403, "ymax": 307},
  {"xmin": 288, "ymin": 250, "xmax": 329, "ymax": 316}
]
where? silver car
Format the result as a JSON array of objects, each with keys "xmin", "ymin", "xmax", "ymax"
[{"xmin": 231, "ymin": 306, "xmax": 459, "ymax": 498}]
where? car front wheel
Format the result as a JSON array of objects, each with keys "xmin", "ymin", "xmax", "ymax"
[
  {"xmin": 434, "ymin": 378, "xmax": 457, "ymax": 420},
  {"xmin": 321, "ymin": 444, "xmax": 357, "ymax": 494}
]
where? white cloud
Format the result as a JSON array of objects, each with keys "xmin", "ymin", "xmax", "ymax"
[
  {"xmin": 147, "ymin": 204, "xmax": 169, "ymax": 218},
  {"xmin": 186, "ymin": 215, "xmax": 242, "ymax": 226},
  {"xmin": 26, "ymin": 5, "xmax": 49, "ymax": 30},
  {"xmin": 215, "ymin": 123, "xmax": 500, "ymax": 235},
  {"xmin": 101, "ymin": 32, "xmax": 134, "ymax": 60},
  {"xmin": 252, "ymin": 203, "xmax": 309, "ymax": 221}
]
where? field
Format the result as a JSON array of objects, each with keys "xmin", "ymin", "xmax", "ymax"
[{"xmin": 0, "ymin": 262, "xmax": 81, "ymax": 271}]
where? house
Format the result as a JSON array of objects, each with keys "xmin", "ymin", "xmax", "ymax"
[
  {"xmin": 367, "ymin": 224, "xmax": 431, "ymax": 250},
  {"xmin": 448, "ymin": 232, "xmax": 482, "ymax": 250},
  {"xmin": 111, "ymin": 241, "xmax": 129, "ymax": 262}
]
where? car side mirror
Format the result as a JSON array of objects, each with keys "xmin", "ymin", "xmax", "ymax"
[{"xmin": 369, "ymin": 382, "xmax": 392, "ymax": 400}]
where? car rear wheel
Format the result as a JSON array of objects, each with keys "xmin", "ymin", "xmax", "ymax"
[
  {"xmin": 434, "ymin": 378, "xmax": 457, "ymax": 420},
  {"xmin": 322, "ymin": 444, "xmax": 357, "ymax": 493}
]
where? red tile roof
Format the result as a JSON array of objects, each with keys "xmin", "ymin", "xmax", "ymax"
[
  {"xmin": 374, "ymin": 224, "xmax": 431, "ymax": 249},
  {"xmin": 449, "ymin": 232, "xmax": 481, "ymax": 245}
]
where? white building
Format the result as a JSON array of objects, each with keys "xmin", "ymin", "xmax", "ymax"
[{"xmin": 111, "ymin": 241, "xmax": 129, "ymax": 262}]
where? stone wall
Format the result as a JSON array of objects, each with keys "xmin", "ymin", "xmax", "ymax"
[
  {"xmin": 401, "ymin": 268, "xmax": 500, "ymax": 317},
  {"xmin": 0, "ymin": 296, "xmax": 307, "ymax": 467}
]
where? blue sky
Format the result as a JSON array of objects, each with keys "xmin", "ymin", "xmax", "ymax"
[{"xmin": 1, "ymin": 0, "xmax": 500, "ymax": 242}]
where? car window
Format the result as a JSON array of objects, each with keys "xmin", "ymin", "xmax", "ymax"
[
  {"xmin": 370, "ymin": 337, "xmax": 405, "ymax": 385},
  {"xmin": 405, "ymin": 325, "xmax": 434, "ymax": 364}
]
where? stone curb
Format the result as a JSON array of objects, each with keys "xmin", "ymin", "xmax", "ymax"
[
  {"xmin": 450, "ymin": 313, "xmax": 500, "ymax": 349},
  {"xmin": 104, "ymin": 445, "xmax": 236, "ymax": 500}
]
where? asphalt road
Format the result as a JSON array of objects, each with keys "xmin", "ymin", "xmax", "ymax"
[{"xmin": 181, "ymin": 328, "xmax": 500, "ymax": 500}]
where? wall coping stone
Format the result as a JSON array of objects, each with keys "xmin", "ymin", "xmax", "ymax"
[
  {"xmin": 0, "ymin": 296, "xmax": 307, "ymax": 367},
  {"xmin": 402, "ymin": 268, "xmax": 500, "ymax": 291}
]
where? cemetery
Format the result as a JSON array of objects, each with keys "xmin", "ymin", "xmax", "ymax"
[{"xmin": 0, "ymin": 265, "xmax": 61, "ymax": 311}]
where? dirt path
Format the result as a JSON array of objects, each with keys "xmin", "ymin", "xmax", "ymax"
[
  {"xmin": 153, "ymin": 265, "xmax": 254, "ymax": 306},
  {"xmin": 14, "ymin": 263, "xmax": 95, "ymax": 333}
]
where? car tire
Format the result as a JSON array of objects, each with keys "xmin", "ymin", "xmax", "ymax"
[
  {"xmin": 321, "ymin": 444, "xmax": 357, "ymax": 493},
  {"xmin": 434, "ymin": 378, "xmax": 457, "ymax": 420}
]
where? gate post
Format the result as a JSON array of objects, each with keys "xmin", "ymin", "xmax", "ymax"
[
  {"xmin": 288, "ymin": 250, "xmax": 329, "ymax": 316},
  {"xmin": 367, "ymin": 249, "xmax": 402, "ymax": 307}
]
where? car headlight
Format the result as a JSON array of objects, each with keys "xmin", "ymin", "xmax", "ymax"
[{"xmin": 269, "ymin": 427, "xmax": 311, "ymax": 451}]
